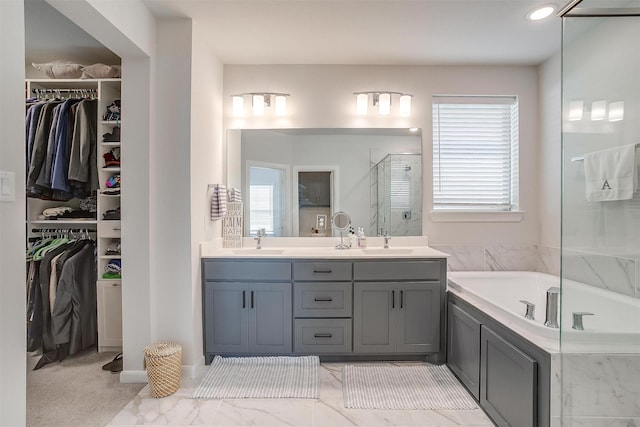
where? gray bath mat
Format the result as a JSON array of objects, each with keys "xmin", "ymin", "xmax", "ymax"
[
  {"xmin": 343, "ymin": 364, "xmax": 478, "ymax": 410},
  {"xmin": 192, "ymin": 355, "xmax": 319, "ymax": 399}
]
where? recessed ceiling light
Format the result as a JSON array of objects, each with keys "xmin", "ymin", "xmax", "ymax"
[{"xmin": 527, "ymin": 5, "xmax": 556, "ymax": 21}]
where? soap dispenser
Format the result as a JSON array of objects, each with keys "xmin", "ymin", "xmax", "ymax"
[{"xmin": 357, "ymin": 227, "xmax": 367, "ymax": 248}]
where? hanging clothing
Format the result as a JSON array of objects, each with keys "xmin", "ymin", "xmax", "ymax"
[
  {"xmin": 25, "ymin": 97, "xmax": 98, "ymax": 200},
  {"xmin": 25, "ymin": 236, "xmax": 97, "ymax": 369}
]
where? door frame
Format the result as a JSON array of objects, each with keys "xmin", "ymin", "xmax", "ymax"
[{"xmin": 292, "ymin": 165, "xmax": 340, "ymax": 237}]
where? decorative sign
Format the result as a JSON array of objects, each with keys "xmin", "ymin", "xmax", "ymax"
[{"xmin": 223, "ymin": 202, "xmax": 243, "ymax": 248}]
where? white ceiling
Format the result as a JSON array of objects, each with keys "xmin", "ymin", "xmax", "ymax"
[
  {"xmin": 142, "ymin": 0, "xmax": 563, "ymax": 66},
  {"xmin": 25, "ymin": 0, "xmax": 563, "ymax": 67}
]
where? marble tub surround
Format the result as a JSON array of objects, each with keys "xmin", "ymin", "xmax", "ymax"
[
  {"xmin": 561, "ymin": 353, "xmax": 640, "ymax": 425},
  {"xmin": 538, "ymin": 245, "xmax": 561, "ymax": 276},
  {"xmin": 108, "ymin": 362, "xmax": 494, "ymax": 427},
  {"xmin": 431, "ymin": 244, "xmax": 542, "ymax": 272},
  {"xmin": 562, "ymin": 249, "xmax": 637, "ymax": 299}
]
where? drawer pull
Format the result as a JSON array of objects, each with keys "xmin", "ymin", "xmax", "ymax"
[
  {"xmin": 314, "ymin": 297, "xmax": 333, "ymax": 302},
  {"xmin": 314, "ymin": 333, "xmax": 333, "ymax": 338},
  {"xmin": 313, "ymin": 269, "xmax": 333, "ymax": 274},
  {"xmin": 113, "ymin": 227, "xmax": 121, "ymax": 231}
]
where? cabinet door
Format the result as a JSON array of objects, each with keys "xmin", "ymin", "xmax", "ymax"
[
  {"xmin": 480, "ymin": 326, "xmax": 537, "ymax": 427},
  {"xmin": 205, "ymin": 282, "xmax": 248, "ymax": 353},
  {"xmin": 248, "ymin": 283, "xmax": 292, "ymax": 354},
  {"xmin": 97, "ymin": 281, "xmax": 122, "ymax": 351},
  {"xmin": 396, "ymin": 282, "xmax": 440, "ymax": 353},
  {"xmin": 353, "ymin": 283, "xmax": 395, "ymax": 353},
  {"xmin": 447, "ymin": 303, "xmax": 481, "ymax": 400}
]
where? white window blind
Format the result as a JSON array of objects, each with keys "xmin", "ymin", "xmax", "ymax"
[
  {"xmin": 432, "ymin": 96, "xmax": 519, "ymax": 211},
  {"xmin": 249, "ymin": 185, "xmax": 274, "ymax": 234}
]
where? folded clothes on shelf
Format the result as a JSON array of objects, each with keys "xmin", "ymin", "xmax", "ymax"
[
  {"xmin": 105, "ymin": 239, "xmax": 121, "ymax": 256},
  {"xmin": 102, "ymin": 100, "xmax": 121, "ymax": 121},
  {"xmin": 102, "ymin": 207, "xmax": 120, "ymax": 220},
  {"xmin": 102, "ymin": 126, "xmax": 120, "ymax": 142},
  {"xmin": 103, "ymin": 259, "xmax": 121, "ymax": 279},
  {"xmin": 105, "ymin": 174, "xmax": 120, "ymax": 188},
  {"xmin": 103, "ymin": 148, "xmax": 120, "ymax": 168}
]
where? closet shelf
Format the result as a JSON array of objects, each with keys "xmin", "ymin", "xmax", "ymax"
[
  {"xmin": 101, "ymin": 120, "xmax": 121, "ymax": 125},
  {"xmin": 28, "ymin": 219, "xmax": 98, "ymax": 225},
  {"xmin": 102, "ymin": 167, "xmax": 121, "ymax": 172},
  {"xmin": 100, "ymin": 255, "xmax": 121, "ymax": 260},
  {"xmin": 100, "ymin": 141, "xmax": 121, "ymax": 147}
]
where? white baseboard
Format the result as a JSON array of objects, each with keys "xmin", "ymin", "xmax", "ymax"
[
  {"xmin": 120, "ymin": 357, "xmax": 205, "ymax": 383},
  {"xmin": 119, "ymin": 370, "xmax": 148, "ymax": 384}
]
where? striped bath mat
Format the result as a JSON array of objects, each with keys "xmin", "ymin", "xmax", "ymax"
[
  {"xmin": 192, "ymin": 355, "xmax": 319, "ymax": 399},
  {"xmin": 343, "ymin": 364, "xmax": 477, "ymax": 410}
]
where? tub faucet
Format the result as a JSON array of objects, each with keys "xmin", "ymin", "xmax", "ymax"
[
  {"xmin": 544, "ymin": 287, "xmax": 560, "ymax": 328},
  {"xmin": 572, "ymin": 312, "xmax": 594, "ymax": 330},
  {"xmin": 255, "ymin": 228, "xmax": 266, "ymax": 249},
  {"xmin": 519, "ymin": 300, "xmax": 536, "ymax": 320},
  {"xmin": 383, "ymin": 232, "xmax": 391, "ymax": 249}
]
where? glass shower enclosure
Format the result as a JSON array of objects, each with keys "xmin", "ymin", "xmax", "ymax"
[
  {"xmin": 561, "ymin": 1, "xmax": 640, "ymax": 425},
  {"xmin": 371, "ymin": 153, "xmax": 422, "ymax": 236}
]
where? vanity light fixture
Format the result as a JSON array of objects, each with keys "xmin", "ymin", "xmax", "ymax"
[
  {"xmin": 230, "ymin": 92, "xmax": 291, "ymax": 116},
  {"xmin": 608, "ymin": 101, "xmax": 624, "ymax": 122},
  {"xmin": 353, "ymin": 91, "xmax": 413, "ymax": 116},
  {"xmin": 568, "ymin": 100, "xmax": 584, "ymax": 121},
  {"xmin": 527, "ymin": 4, "xmax": 556, "ymax": 21},
  {"xmin": 591, "ymin": 100, "xmax": 607, "ymax": 121}
]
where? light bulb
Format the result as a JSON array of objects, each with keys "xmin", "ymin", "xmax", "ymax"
[
  {"xmin": 356, "ymin": 93, "xmax": 368, "ymax": 114},
  {"xmin": 608, "ymin": 101, "xmax": 624, "ymax": 122},
  {"xmin": 591, "ymin": 100, "xmax": 607, "ymax": 121},
  {"xmin": 399, "ymin": 95, "xmax": 412, "ymax": 116},
  {"xmin": 379, "ymin": 93, "xmax": 391, "ymax": 115},
  {"xmin": 275, "ymin": 95, "xmax": 287, "ymax": 115},
  {"xmin": 252, "ymin": 94, "xmax": 265, "ymax": 116},
  {"xmin": 232, "ymin": 96, "xmax": 244, "ymax": 116},
  {"xmin": 568, "ymin": 101, "xmax": 583, "ymax": 121}
]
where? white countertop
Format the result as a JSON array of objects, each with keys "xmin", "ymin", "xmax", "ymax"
[{"xmin": 200, "ymin": 236, "xmax": 449, "ymax": 259}]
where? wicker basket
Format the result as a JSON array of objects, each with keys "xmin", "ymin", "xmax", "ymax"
[{"xmin": 144, "ymin": 342, "xmax": 182, "ymax": 398}]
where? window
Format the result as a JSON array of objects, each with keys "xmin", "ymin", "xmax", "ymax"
[
  {"xmin": 249, "ymin": 184, "xmax": 275, "ymax": 235},
  {"xmin": 432, "ymin": 95, "xmax": 519, "ymax": 212}
]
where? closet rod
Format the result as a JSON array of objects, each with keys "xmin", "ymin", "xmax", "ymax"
[
  {"xmin": 31, "ymin": 88, "xmax": 97, "ymax": 93},
  {"xmin": 31, "ymin": 228, "xmax": 97, "ymax": 233}
]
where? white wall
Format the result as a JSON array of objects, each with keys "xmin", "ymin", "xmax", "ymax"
[
  {"xmin": 0, "ymin": 1, "xmax": 26, "ymax": 425},
  {"xmin": 538, "ymin": 52, "xmax": 561, "ymax": 248},
  {"xmin": 224, "ymin": 65, "xmax": 541, "ymax": 246},
  {"xmin": 189, "ymin": 24, "xmax": 224, "ymax": 366},
  {"xmin": 152, "ymin": 18, "xmax": 195, "ymax": 365}
]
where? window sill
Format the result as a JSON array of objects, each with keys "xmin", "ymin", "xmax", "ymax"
[{"xmin": 429, "ymin": 210, "xmax": 524, "ymax": 223}]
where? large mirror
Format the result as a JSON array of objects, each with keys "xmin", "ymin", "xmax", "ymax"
[{"xmin": 226, "ymin": 128, "xmax": 422, "ymax": 237}]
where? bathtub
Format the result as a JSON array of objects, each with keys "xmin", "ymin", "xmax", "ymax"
[{"xmin": 447, "ymin": 271, "xmax": 640, "ymax": 353}]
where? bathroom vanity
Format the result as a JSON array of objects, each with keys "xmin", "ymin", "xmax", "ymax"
[{"xmin": 201, "ymin": 246, "xmax": 447, "ymax": 364}]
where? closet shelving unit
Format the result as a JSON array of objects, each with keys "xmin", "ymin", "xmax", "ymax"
[{"xmin": 26, "ymin": 78, "xmax": 123, "ymax": 352}]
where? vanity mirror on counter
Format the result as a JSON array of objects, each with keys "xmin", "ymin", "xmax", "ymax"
[{"xmin": 226, "ymin": 128, "xmax": 423, "ymax": 238}]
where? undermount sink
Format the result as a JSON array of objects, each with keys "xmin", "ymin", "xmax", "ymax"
[
  {"xmin": 231, "ymin": 248, "xmax": 285, "ymax": 255},
  {"xmin": 358, "ymin": 248, "xmax": 415, "ymax": 255}
]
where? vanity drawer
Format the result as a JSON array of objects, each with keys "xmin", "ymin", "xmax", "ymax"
[
  {"xmin": 294, "ymin": 318, "xmax": 352, "ymax": 354},
  {"xmin": 294, "ymin": 282, "xmax": 352, "ymax": 317},
  {"xmin": 203, "ymin": 260, "xmax": 291, "ymax": 281},
  {"xmin": 98, "ymin": 221, "xmax": 121, "ymax": 238},
  {"xmin": 293, "ymin": 261, "xmax": 352, "ymax": 281},
  {"xmin": 353, "ymin": 260, "xmax": 442, "ymax": 281}
]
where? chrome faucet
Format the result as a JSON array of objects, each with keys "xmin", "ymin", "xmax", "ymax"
[
  {"xmin": 383, "ymin": 232, "xmax": 391, "ymax": 249},
  {"xmin": 544, "ymin": 287, "xmax": 560, "ymax": 328},
  {"xmin": 255, "ymin": 228, "xmax": 266, "ymax": 249},
  {"xmin": 572, "ymin": 312, "xmax": 594, "ymax": 330},
  {"xmin": 519, "ymin": 300, "xmax": 536, "ymax": 320}
]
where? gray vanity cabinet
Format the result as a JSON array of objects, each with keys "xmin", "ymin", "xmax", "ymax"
[
  {"xmin": 353, "ymin": 282, "xmax": 440, "ymax": 353},
  {"xmin": 447, "ymin": 302, "xmax": 481, "ymax": 399},
  {"xmin": 202, "ymin": 260, "xmax": 292, "ymax": 360},
  {"xmin": 204, "ymin": 282, "xmax": 292, "ymax": 355},
  {"xmin": 353, "ymin": 260, "xmax": 444, "ymax": 354}
]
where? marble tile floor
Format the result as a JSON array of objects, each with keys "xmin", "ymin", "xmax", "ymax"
[{"xmin": 108, "ymin": 362, "xmax": 495, "ymax": 427}]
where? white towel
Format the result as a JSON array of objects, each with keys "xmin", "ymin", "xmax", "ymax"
[
  {"xmin": 210, "ymin": 184, "xmax": 227, "ymax": 221},
  {"xmin": 584, "ymin": 144, "xmax": 638, "ymax": 202}
]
